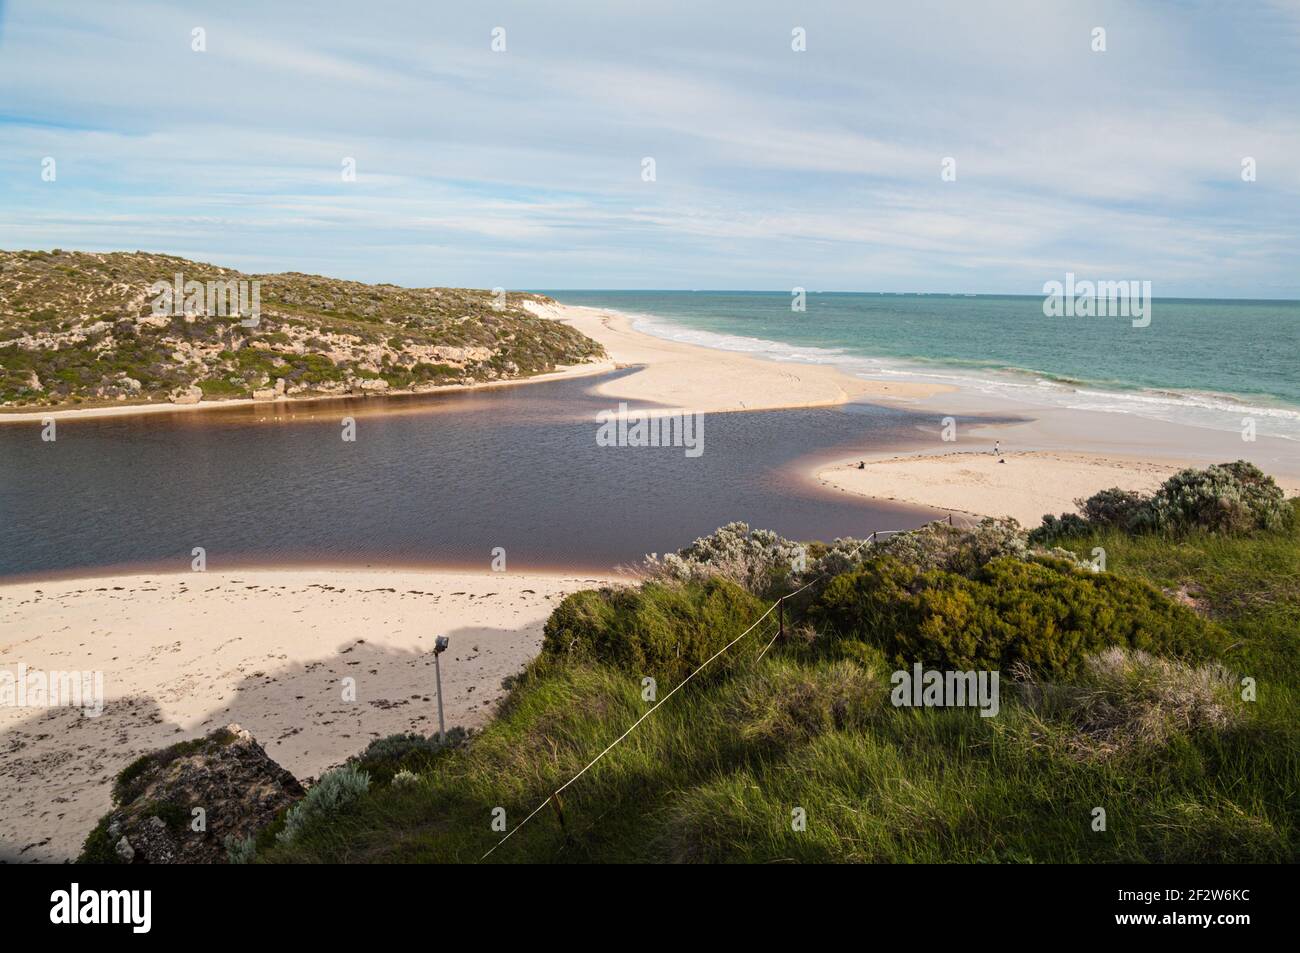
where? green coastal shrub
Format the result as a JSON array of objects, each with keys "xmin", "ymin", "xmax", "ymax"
[
  {"xmin": 810, "ymin": 557, "xmax": 915, "ymax": 645},
  {"xmin": 276, "ymin": 764, "xmax": 370, "ymax": 846},
  {"xmin": 1150, "ymin": 461, "xmax": 1287, "ymax": 534},
  {"xmin": 803, "ymin": 518, "xmax": 1031, "ymax": 580},
  {"xmin": 642, "ymin": 522, "xmax": 805, "ymax": 595},
  {"xmin": 77, "ymin": 816, "xmax": 126, "ymax": 865},
  {"xmin": 876, "ymin": 517, "xmax": 1028, "ymax": 574},
  {"xmin": 224, "ymin": 834, "xmax": 258, "ymax": 865},
  {"xmin": 390, "ymin": 769, "xmax": 420, "ymax": 788},
  {"xmin": 542, "ymin": 578, "xmax": 766, "ymax": 686},
  {"xmin": 640, "ymin": 518, "xmax": 1039, "ymax": 600},
  {"xmin": 349, "ymin": 729, "xmax": 469, "ymax": 785},
  {"xmin": 810, "ymin": 556, "xmax": 1225, "ymax": 677},
  {"xmin": 1031, "ymin": 461, "xmax": 1288, "ymax": 542},
  {"xmin": 807, "ymin": 535, "xmax": 874, "ymax": 578},
  {"xmin": 1028, "ymin": 512, "xmax": 1091, "ymax": 546},
  {"xmin": 1078, "ymin": 487, "xmax": 1150, "ymax": 530}
]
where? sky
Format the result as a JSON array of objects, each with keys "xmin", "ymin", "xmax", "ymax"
[{"xmin": 1, "ymin": 0, "xmax": 1299, "ymax": 296}]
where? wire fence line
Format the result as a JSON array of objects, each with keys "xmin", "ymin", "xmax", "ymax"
[
  {"xmin": 480, "ymin": 610, "xmax": 781, "ymax": 860},
  {"xmin": 478, "ymin": 520, "xmax": 941, "ymax": 860},
  {"xmin": 753, "ymin": 619, "xmax": 785, "ymax": 664}
]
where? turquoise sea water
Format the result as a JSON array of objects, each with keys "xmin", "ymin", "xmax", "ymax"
[{"xmin": 548, "ymin": 291, "xmax": 1300, "ymax": 441}]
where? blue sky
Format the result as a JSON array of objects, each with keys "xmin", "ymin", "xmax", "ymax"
[{"xmin": 2, "ymin": 0, "xmax": 1299, "ymax": 296}]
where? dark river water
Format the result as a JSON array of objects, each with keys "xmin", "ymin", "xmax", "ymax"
[{"xmin": 0, "ymin": 370, "xmax": 978, "ymax": 580}]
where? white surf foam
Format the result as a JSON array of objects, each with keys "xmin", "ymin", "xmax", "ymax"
[{"xmin": 621, "ymin": 308, "xmax": 1300, "ymax": 442}]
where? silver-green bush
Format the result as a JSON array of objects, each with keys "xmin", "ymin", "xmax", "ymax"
[
  {"xmin": 1149, "ymin": 460, "xmax": 1286, "ymax": 534},
  {"xmin": 875, "ymin": 517, "xmax": 1028, "ymax": 574},
  {"xmin": 276, "ymin": 764, "xmax": 371, "ymax": 845},
  {"xmin": 643, "ymin": 521, "xmax": 805, "ymax": 594},
  {"xmin": 224, "ymin": 834, "xmax": 257, "ymax": 864}
]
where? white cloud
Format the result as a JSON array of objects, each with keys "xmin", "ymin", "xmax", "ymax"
[{"xmin": 0, "ymin": 0, "xmax": 1296, "ymax": 293}]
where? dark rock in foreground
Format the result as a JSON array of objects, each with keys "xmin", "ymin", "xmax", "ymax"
[{"xmin": 78, "ymin": 723, "xmax": 303, "ymax": 864}]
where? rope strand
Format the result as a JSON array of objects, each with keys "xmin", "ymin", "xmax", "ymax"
[{"xmin": 478, "ymin": 524, "xmax": 918, "ymax": 860}]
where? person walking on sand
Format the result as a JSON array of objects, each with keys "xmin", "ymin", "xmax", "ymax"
[{"xmin": 993, "ymin": 440, "xmax": 1000, "ymax": 456}]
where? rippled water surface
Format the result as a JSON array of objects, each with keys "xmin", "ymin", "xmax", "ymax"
[{"xmin": 0, "ymin": 371, "xmax": 965, "ymax": 579}]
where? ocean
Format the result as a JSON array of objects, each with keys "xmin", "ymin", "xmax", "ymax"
[{"xmin": 548, "ymin": 291, "xmax": 1300, "ymax": 441}]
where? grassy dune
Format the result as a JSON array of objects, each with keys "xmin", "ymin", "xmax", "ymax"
[
  {"xmin": 0, "ymin": 249, "xmax": 605, "ymax": 409},
  {"xmin": 254, "ymin": 501, "xmax": 1300, "ymax": 864}
]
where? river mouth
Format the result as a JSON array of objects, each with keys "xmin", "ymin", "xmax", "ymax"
[{"xmin": 0, "ymin": 370, "xmax": 984, "ymax": 581}]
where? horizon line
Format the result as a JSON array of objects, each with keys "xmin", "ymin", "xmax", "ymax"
[
  {"xmin": 5, "ymin": 248, "xmax": 1298, "ymax": 304},
  {"xmin": 534, "ymin": 289, "xmax": 1300, "ymax": 304}
]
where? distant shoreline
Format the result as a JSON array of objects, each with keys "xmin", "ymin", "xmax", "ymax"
[
  {"xmin": 539, "ymin": 295, "xmax": 1300, "ymax": 522},
  {"xmin": 552, "ymin": 291, "xmax": 1300, "ymax": 442},
  {"xmin": 527, "ymin": 300, "xmax": 952, "ymax": 412},
  {"xmin": 0, "ymin": 300, "xmax": 953, "ymax": 424},
  {"xmin": 0, "ymin": 357, "xmax": 619, "ymax": 424}
]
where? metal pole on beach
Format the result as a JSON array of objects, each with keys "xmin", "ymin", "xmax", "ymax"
[{"xmin": 433, "ymin": 635, "xmax": 449, "ymax": 741}]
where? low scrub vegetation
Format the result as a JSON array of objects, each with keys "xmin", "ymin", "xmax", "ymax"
[
  {"xmin": 810, "ymin": 554, "xmax": 1226, "ymax": 676},
  {"xmin": 1009, "ymin": 647, "xmax": 1243, "ymax": 761},
  {"xmin": 0, "ymin": 249, "xmax": 605, "ymax": 408},
  {"xmin": 244, "ymin": 488, "xmax": 1298, "ymax": 863},
  {"xmin": 541, "ymin": 578, "xmax": 766, "ymax": 687},
  {"xmin": 1032, "ymin": 460, "xmax": 1289, "ymax": 544},
  {"xmin": 346, "ymin": 728, "xmax": 470, "ymax": 785},
  {"xmin": 276, "ymin": 764, "xmax": 371, "ymax": 847}
]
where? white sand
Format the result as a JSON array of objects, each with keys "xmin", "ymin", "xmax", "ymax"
[
  {"xmin": 818, "ymin": 450, "xmax": 1300, "ymax": 526},
  {"xmin": 531, "ymin": 301, "xmax": 950, "ymax": 413},
  {"xmin": 0, "ymin": 569, "xmax": 619, "ymax": 863}
]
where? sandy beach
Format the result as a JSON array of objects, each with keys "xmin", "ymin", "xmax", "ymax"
[
  {"xmin": 526, "ymin": 301, "xmax": 951, "ymax": 413},
  {"xmin": 0, "ymin": 568, "xmax": 619, "ymax": 863},
  {"xmin": 820, "ymin": 451, "xmax": 1261, "ymax": 526},
  {"xmin": 813, "ymin": 385, "xmax": 1300, "ymax": 525}
]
